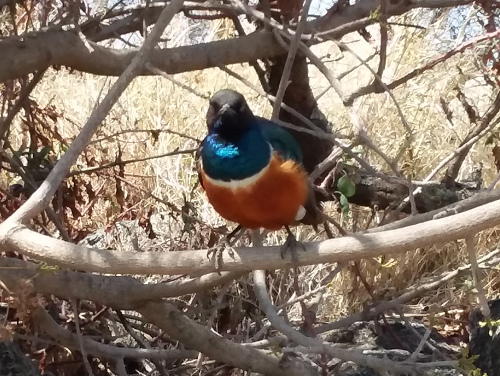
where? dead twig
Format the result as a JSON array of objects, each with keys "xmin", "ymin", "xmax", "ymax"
[
  {"xmin": 271, "ymin": 0, "xmax": 313, "ymax": 120},
  {"xmin": 346, "ymin": 29, "xmax": 500, "ymax": 103},
  {"xmin": 466, "ymin": 236, "xmax": 490, "ymax": 317},
  {"xmin": 71, "ymin": 299, "xmax": 95, "ymax": 376},
  {"xmin": 68, "ymin": 148, "xmax": 196, "ymax": 176}
]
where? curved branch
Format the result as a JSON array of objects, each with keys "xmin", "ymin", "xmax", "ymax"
[
  {"xmin": 0, "ymin": 257, "xmax": 244, "ymax": 309},
  {"xmin": 0, "ymin": 0, "xmax": 476, "ymax": 82},
  {"xmin": 138, "ymin": 301, "xmax": 318, "ymax": 376},
  {"xmin": 251, "ymin": 269, "xmax": 417, "ymax": 373},
  {"xmin": 31, "ymin": 306, "xmax": 199, "ymax": 360},
  {"xmin": 2, "ymin": 192, "xmax": 500, "ymax": 274}
]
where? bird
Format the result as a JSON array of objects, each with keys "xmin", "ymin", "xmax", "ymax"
[{"xmin": 197, "ymin": 89, "xmax": 322, "ymax": 260}]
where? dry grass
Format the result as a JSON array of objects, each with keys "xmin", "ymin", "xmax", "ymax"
[{"xmin": 5, "ymin": 10, "xmax": 500, "ymax": 322}]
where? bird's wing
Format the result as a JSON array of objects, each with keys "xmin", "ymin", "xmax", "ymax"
[
  {"xmin": 257, "ymin": 118, "xmax": 323, "ymax": 227},
  {"xmin": 256, "ymin": 117, "xmax": 302, "ymax": 163}
]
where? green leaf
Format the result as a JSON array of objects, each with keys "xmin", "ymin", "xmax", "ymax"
[
  {"xmin": 37, "ymin": 262, "xmax": 59, "ymax": 272},
  {"xmin": 351, "ymin": 146, "xmax": 364, "ymax": 154},
  {"xmin": 337, "ymin": 175, "xmax": 356, "ymax": 198},
  {"xmin": 339, "ymin": 193, "xmax": 350, "ymax": 214}
]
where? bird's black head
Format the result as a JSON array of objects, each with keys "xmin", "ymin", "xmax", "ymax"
[{"xmin": 206, "ymin": 89, "xmax": 255, "ymax": 140}]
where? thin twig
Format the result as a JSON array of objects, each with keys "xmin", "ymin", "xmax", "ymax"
[
  {"xmin": 0, "ymin": 69, "xmax": 47, "ymax": 140},
  {"xmin": 271, "ymin": 0, "xmax": 313, "ymax": 120},
  {"xmin": 146, "ymin": 63, "xmax": 209, "ymax": 100},
  {"xmin": 69, "ymin": 148, "xmax": 196, "ymax": 176},
  {"xmin": 90, "ymin": 128, "xmax": 201, "ymax": 145},
  {"xmin": 392, "ymin": 106, "xmax": 500, "ymax": 212},
  {"xmin": 196, "ymin": 280, "xmax": 232, "ymax": 368},
  {"xmin": 466, "ymin": 236, "xmax": 490, "ymax": 317},
  {"xmin": 376, "ymin": 0, "xmax": 388, "ymax": 80},
  {"xmin": 316, "ymin": 248, "xmax": 500, "ymax": 334},
  {"xmin": 71, "ymin": 299, "xmax": 95, "ymax": 376},
  {"xmin": 346, "ymin": 29, "xmax": 500, "ymax": 103},
  {"xmin": 328, "ymin": 38, "xmax": 414, "ymax": 169},
  {"xmin": 393, "ymin": 307, "xmax": 453, "ymax": 363},
  {"xmin": 116, "ymin": 309, "xmax": 168, "ymax": 376}
]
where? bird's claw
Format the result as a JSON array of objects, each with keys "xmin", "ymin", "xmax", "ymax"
[
  {"xmin": 280, "ymin": 233, "xmax": 306, "ymax": 262},
  {"xmin": 207, "ymin": 244, "xmax": 235, "ymax": 271}
]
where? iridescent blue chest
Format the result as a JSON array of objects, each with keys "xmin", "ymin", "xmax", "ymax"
[
  {"xmin": 201, "ymin": 125, "xmax": 271, "ymax": 181},
  {"xmin": 200, "ymin": 116, "xmax": 304, "ymax": 183}
]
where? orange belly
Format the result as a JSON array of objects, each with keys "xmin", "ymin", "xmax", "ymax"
[{"xmin": 201, "ymin": 155, "xmax": 308, "ymax": 230}]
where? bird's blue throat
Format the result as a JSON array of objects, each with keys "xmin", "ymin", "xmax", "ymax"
[{"xmin": 201, "ymin": 126, "xmax": 271, "ymax": 182}]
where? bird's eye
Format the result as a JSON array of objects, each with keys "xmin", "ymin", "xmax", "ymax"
[{"xmin": 211, "ymin": 102, "xmax": 220, "ymax": 112}]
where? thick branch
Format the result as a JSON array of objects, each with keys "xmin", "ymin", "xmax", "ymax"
[
  {"xmin": 31, "ymin": 306, "xmax": 199, "ymax": 360},
  {"xmin": 0, "ymin": 29, "xmax": 281, "ymax": 82},
  {"xmin": 1, "ymin": 194, "xmax": 500, "ymax": 274},
  {"xmin": 138, "ymin": 301, "xmax": 317, "ymax": 376},
  {"xmin": 0, "ymin": 0, "xmax": 475, "ymax": 82},
  {"xmin": 0, "ymin": 257, "xmax": 244, "ymax": 309}
]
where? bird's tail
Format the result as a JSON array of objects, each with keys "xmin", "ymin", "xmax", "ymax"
[{"xmin": 300, "ymin": 183, "xmax": 325, "ymax": 230}]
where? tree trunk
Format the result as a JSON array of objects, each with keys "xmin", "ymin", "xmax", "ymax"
[{"xmin": 269, "ymin": 54, "xmax": 333, "ymax": 173}]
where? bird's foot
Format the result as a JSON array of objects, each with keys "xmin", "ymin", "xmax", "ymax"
[
  {"xmin": 207, "ymin": 243, "xmax": 235, "ymax": 271},
  {"xmin": 280, "ymin": 231, "xmax": 306, "ymax": 262}
]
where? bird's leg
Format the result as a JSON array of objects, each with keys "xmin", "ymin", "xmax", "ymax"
[
  {"xmin": 207, "ymin": 225, "xmax": 244, "ymax": 270},
  {"xmin": 226, "ymin": 224, "xmax": 244, "ymax": 245},
  {"xmin": 280, "ymin": 226, "xmax": 307, "ymax": 262}
]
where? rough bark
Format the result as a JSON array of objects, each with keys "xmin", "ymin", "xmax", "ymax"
[{"xmin": 330, "ymin": 166, "xmax": 482, "ymax": 213}]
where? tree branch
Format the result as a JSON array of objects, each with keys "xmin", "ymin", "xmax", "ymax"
[
  {"xmin": 316, "ymin": 247, "xmax": 500, "ymax": 334},
  {"xmin": 270, "ymin": 0, "xmax": 312, "ymax": 120},
  {"xmin": 346, "ymin": 29, "xmax": 500, "ymax": 103},
  {"xmin": 0, "ymin": 257, "xmax": 245, "ymax": 309},
  {"xmin": 2, "ymin": 194, "xmax": 500, "ymax": 274},
  {"xmin": 251, "ymin": 268, "xmax": 417, "ymax": 374},
  {"xmin": 31, "ymin": 306, "xmax": 199, "ymax": 360},
  {"xmin": 138, "ymin": 301, "xmax": 316, "ymax": 376},
  {"xmin": 0, "ymin": 0, "xmax": 476, "ymax": 82},
  {"xmin": 444, "ymin": 90, "xmax": 500, "ymax": 183}
]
